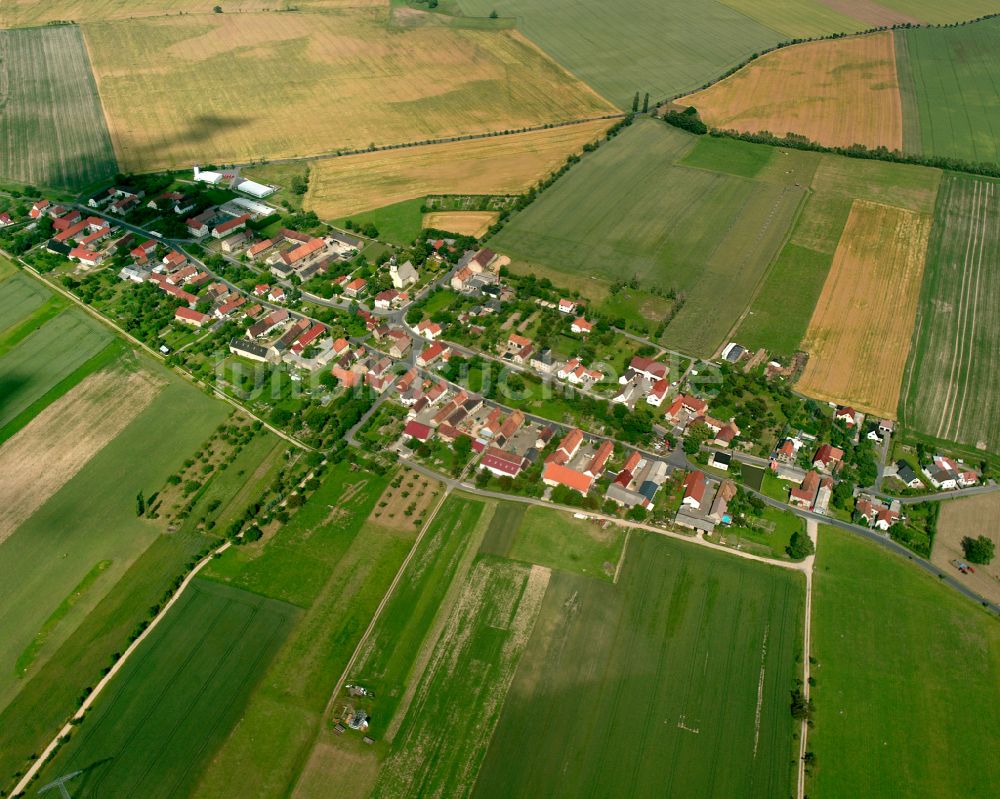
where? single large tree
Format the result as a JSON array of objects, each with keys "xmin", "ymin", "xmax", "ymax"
[{"xmin": 962, "ymin": 535, "xmax": 995, "ymax": 565}]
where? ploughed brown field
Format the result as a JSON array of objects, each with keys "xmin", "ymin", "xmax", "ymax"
[
  {"xmin": 680, "ymin": 31, "xmax": 903, "ymax": 151},
  {"xmin": 933, "ymin": 493, "xmax": 1000, "ymax": 605}
]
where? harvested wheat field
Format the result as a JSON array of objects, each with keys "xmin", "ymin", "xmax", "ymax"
[
  {"xmin": 82, "ymin": 10, "xmax": 614, "ymax": 172},
  {"xmin": 797, "ymin": 198, "xmax": 930, "ymax": 417},
  {"xmin": 422, "ymin": 211, "xmax": 499, "ymax": 237},
  {"xmin": 1, "ymin": 1, "xmax": 383, "ymax": 27},
  {"xmin": 681, "ymin": 32, "xmax": 903, "ymax": 150},
  {"xmin": 933, "ymin": 494, "xmax": 1000, "ymax": 604},
  {"xmin": 306, "ymin": 120, "xmax": 611, "ymax": 218},
  {"xmin": 0, "ymin": 365, "xmax": 163, "ymax": 545}
]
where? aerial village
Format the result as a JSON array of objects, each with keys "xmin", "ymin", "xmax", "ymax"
[{"xmin": 0, "ymin": 166, "xmax": 987, "ymax": 559}]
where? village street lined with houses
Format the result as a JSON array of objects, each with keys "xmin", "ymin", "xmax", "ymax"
[{"xmin": 2, "ymin": 133, "xmax": 998, "ymax": 799}]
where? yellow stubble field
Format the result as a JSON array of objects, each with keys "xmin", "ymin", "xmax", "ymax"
[
  {"xmin": 305, "ymin": 120, "xmax": 611, "ymax": 217},
  {"xmin": 797, "ymin": 198, "xmax": 931, "ymax": 417},
  {"xmin": 82, "ymin": 9, "xmax": 615, "ymax": 173},
  {"xmin": 680, "ymin": 31, "xmax": 903, "ymax": 150}
]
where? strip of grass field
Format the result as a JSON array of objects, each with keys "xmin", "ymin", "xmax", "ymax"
[
  {"xmin": 0, "ymin": 529, "xmax": 215, "ymax": 793},
  {"xmin": 809, "ymin": 527, "xmax": 1000, "ymax": 798},
  {"xmin": 179, "ymin": 431, "xmax": 287, "ymax": 536},
  {"xmin": 36, "ymin": 579, "xmax": 299, "ymax": 799},
  {"xmin": 0, "ymin": 308, "xmax": 112, "ymax": 428},
  {"xmin": 507, "ymin": 505, "xmax": 624, "ymax": 581},
  {"xmin": 348, "ymin": 495, "xmax": 488, "ymax": 730},
  {"xmin": 0, "ymin": 254, "xmax": 17, "ymax": 281},
  {"xmin": 0, "ymin": 371, "xmax": 227, "ymax": 716},
  {"xmin": 897, "ymin": 19, "xmax": 1000, "ymax": 165},
  {"xmin": 680, "ymin": 134, "xmax": 774, "ymax": 178},
  {"xmin": 372, "ymin": 556, "xmax": 550, "ymax": 798},
  {"xmin": 0, "ymin": 273, "xmax": 59, "ymax": 339},
  {"xmin": 473, "ymin": 532, "xmax": 803, "ymax": 798},
  {"xmin": 334, "ymin": 198, "xmax": 425, "ymax": 248},
  {"xmin": 0, "ymin": 337, "xmax": 124, "ymax": 448},
  {"xmin": 14, "ymin": 560, "xmax": 112, "ymax": 678},
  {"xmin": 192, "ymin": 463, "xmax": 417, "ymax": 799},
  {"xmin": 479, "ymin": 501, "xmax": 526, "ymax": 557},
  {"xmin": 735, "ymin": 243, "xmax": 832, "ymax": 355},
  {"xmin": 203, "ymin": 462, "xmax": 391, "ymax": 608},
  {"xmin": 0, "ymin": 295, "xmax": 67, "ymax": 359}
]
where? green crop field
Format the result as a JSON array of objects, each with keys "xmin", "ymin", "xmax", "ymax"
[
  {"xmin": 736, "ymin": 149, "xmax": 941, "ymax": 354},
  {"xmin": 36, "ymin": 579, "xmax": 298, "ymax": 799},
  {"xmin": 718, "ymin": 0, "xmax": 864, "ymax": 38},
  {"xmin": 809, "ymin": 528, "xmax": 1000, "ymax": 798},
  {"xmin": 373, "ymin": 556, "xmax": 550, "ymax": 798},
  {"xmin": 899, "ymin": 173, "xmax": 1000, "ymax": 451},
  {"xmin": 456, "ymin": 0, "xmax": 784, "ymax": 108},
  {"xmin": 191, "ymin": 463, "xmax": 417, "ymax": 799},
  {"xmin": 0, "ymin": 529, "xmax": 213, "ymax": 793},
  {"xmin": 506, "ymin": 505, "xmax": 625, "ymax": 581},
  {"xmin": 0, "ymin": 26, "xmax": 117, "ymax": 189},
  {"xmin": 896, "ymin": 20, "xmax": 1000, "ymax": 165},
  {"xmin": 0, "ymin": 362, "xmax": 227, "ymax": 786},
  {"xmin": 680, "ymin": 134, "xmax": 775, "ymax": 178},
  {"xmin": 492, "ymin": 119, "xmax": 804, "ymax": 355},
  {"xmin": 0, "ymin": 273, "xmax": 52, "ymax": 333},
  {"xmin": 347, "ymin": 495, "xmax": 489, "ymax": 730},
  {"xmin": 473, "ymin": 532, "xmax": 804, "ymax": 798},
  {"xmin": 0, "ymin": 309, "xmax": 112, "ymax": 428},
  {"xmin": 335, "ymin": 198, "xmax": 425, "ymax": 248}
]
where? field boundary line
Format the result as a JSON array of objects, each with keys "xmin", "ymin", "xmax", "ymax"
[
  {"xmin": 229, "ymin": 113, "xmax": 627, "ymax": 172},
  {"xmin": 3, "ymin": 250, "xmax": 313, "ymax": 453},
  {"xmin": 796, "ymin": 520, "xmax": 818, "ymax": 799},
  {"xmin": 9, "ymin": 541, "xmax": 232, "ymax": 797},
  {"xmin": 318, "ymin": 482, "xmax": 455, "ymax": 724},
  {"xmin": 613, "ymin": 528, "xmax": 631, "ymax": 584},
  {"xmin": 714, "ymin": 182, "xmax": 811, "ymax": 358}
]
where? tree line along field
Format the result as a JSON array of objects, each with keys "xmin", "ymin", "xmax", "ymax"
[
  {"xmin": 33, "ymin": 579, "xmax": 299, "ymax": 799},
  {"xmin": 899, "ymin": 174, "xmax": 1000, "ymax": 451},
  {"xmin": 305, "ymin": 120, "xmax": 612, "ymax": 219},
  {"xmin": 895, "ymin": 18, "xmax": 1000, "ymax": 165},
  {"xmin": 0, "ymin": 26, "xmax": 117, "ymax": 190},
  {"xmin": 676, "ymin": 18, "xmax": 1000, "ymax": 167},
  {"xmin": 489, "ymin": 118, "xmax": 806, "ymax": 356},
  {"xmin": 810, "ymin": 528, "xmax": 1000, "ymax": 798},
  {"xmin": 81, "ymin": 8, "xmax": 614, "ymax": 173},
  {"xmin": 680, "ymin": 32, "xmax": 904, "ymax": 151}
]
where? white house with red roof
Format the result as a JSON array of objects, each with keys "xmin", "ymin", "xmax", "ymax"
[
  {"xmin": 570, "ymin": 317, "xmax": 593, "ymax": 334},
  {"xmin": 682, "ymin": 470, "xmax": 706, "ymax": 509},
  {"xmin": 175, "ymin": 307, "xmax": 210, "ymax": 328},
  {"xmin": 69, "ymin": 247, "xmax": 103, "ymax": 267},
  {"xmin": 558, "ymin": 298, "xmax": 576, "ymax": 314},
  {"xmin": 212, "ymin": 213, "xmax": 250, "ymax": 239}
]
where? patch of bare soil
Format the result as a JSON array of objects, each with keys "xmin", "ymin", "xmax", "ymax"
[{"xmin": 0, "ymin": 366, "xmax": 163, "ymax": 544}]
